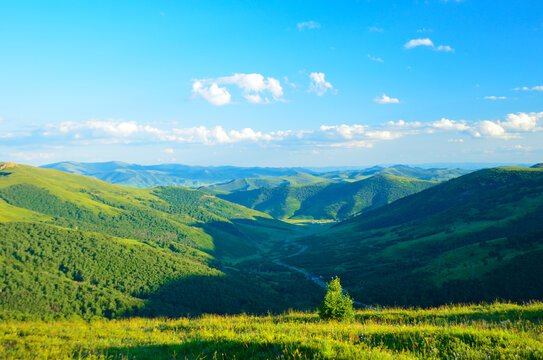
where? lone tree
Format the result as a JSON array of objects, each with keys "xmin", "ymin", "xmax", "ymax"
[{"xmin": 318, "ymin": 276, "xmax": 354, "ymax": 321}]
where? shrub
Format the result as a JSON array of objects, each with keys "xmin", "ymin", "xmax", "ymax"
[{"xmin": 318, "ymin": 276, "xmax": 354, "ymax": 321}]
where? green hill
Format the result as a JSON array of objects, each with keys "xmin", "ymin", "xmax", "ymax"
[
  {"xmin": 204, "ymin": 172, "xmax": 328, "ymax": 193},
  {"xmin": 287, "ymin": 167, "xmax": 543, "ymax": 306},
  {"xmin": 0, "ymin": 163, "xmax": 323, "ymax": 319},
  {"xmin": 219, "ymin": 175, "xmax": 437, "ymax": 220}
]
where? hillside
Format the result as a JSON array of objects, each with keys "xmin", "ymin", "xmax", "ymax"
[
  {"xmin": 2, "ymin": 303, "xmax": 542, "ymax": 359},
  {"xmin": 287, "ymin": 167, "xmax": 543, "ymax": 306},
  {"xmin": 42, "ymin": 161, "xmax": 312, "ymax": 188},
  {"xmin": 0, "ymin": 163, "xmax": 324, "ymax": 319},
  {"xmin": 219, "ymin": 175, "xmax": 437, "ymax": 220}
]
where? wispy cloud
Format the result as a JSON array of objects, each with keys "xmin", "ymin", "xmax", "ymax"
[
  {"xmin": 404, "ymin": 38, "xmax": 454, "ymax": 52},
  {"xmin": 514, "ymin": 85, "xmax": 543, "ymax": 91},
  {"xmin": 436, "ymin": 45, "xmax": 454, "ymax": 52},
  {"xmin": 297, "ymin": 21, "xmax": 320, "ymax": 31},
  {"xmin": 368, "ymin": 54, "xmax": 384, "ymax": 63},
  {"xmin": 374, "ymin": 94, "xmax": 400, "ymax": 104},
  {"xmin": 308, "ymin": 72, "xmax": 336, "ymax": 96},
  {"xmin": 192, "ymin": 73, "xmax": 283, "ymax": 105},
  {"xmin": 483, "ymin": 96, "xmax": 507, "ymax": 100},
  {"xmin": 369, "ymin": 26, "xmax": 384, "ymax": 32}
]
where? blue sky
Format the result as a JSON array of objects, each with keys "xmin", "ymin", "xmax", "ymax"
[{"xmin": 1, "ymin": 0, "xmax": 542, "ymax": 167}]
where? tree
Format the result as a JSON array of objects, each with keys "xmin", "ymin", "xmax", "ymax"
[{"xmin": 318, "ymin": 276, "xmax": 354, "ymax": 321}]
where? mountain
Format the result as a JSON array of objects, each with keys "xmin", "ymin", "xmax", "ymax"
[
  {"xmin": 319, "ymin": 165, "xmax": 470, "ymax": 182},
  {"xmin": 531, "ymin": 163, "xmax": 543, "ymax": 169},
  {"xmin": 287, "ymin": 167, "xmax": 543, "ymax": 306},
  {"xmin": 41, "ymin": 161, "xmax": 312, "ymax": 188},
  {"xmin": 204, "ymin": 172, "xmax": 328, "ymax": 193},
  {"xmin": 0, "ymin": 163, "xmax": 323, "ymax": 319},
  {"xmin": 218, "ymin": 174, "xmax": 437, "ymax": 220}
]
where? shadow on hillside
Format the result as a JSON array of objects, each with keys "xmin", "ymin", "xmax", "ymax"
[
  {"xmin": 88, "ymin": 340, "xmax": 319, "ymax": 360},
  {"xmin": 124, "ymin": 268, "xmax": 324, "ymax": 319}
]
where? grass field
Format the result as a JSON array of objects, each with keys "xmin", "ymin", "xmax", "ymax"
[{"xmin": 1, "ymin": 302, "xmax": 542, "ymax": 359}]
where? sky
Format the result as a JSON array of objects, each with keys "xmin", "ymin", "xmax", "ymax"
[{"xmin": 0, "ymin": 0, "xmax": 542, "ymax": 167}]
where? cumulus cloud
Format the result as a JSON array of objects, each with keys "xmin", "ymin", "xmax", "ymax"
[
  {"xmin": 405, "ymin": 38, "xmax": 454, "ymax": 52},
  {"xmin": 192, "ymin": 73, "xmax": 283, "ymax": 105},
  {"xmin": 374, "ymin": 94, "xmax": 400, "ymax": 104},
  {"xmin": 192, "ymin": 81, "xmax": 231, "ymax": 106},
  {"xmin": 309, "ymin": 72, "xmax": 335, "ymax": 96},
  {"xmin": 501, "ymin": 112, "xmax": 542, "ymax": 131},
  {"xmin": 297, "ymin": 21, "xmax": 320, "ymax": 31},
  {"xmin": 483, "ymin": 96, "xmax": 507, "ymax": 100}
]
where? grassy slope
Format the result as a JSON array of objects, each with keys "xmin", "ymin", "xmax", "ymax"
[
  {"xmin": 219, "ymin": 175, "xmax": 437, "ymax": 220},
  {"xmin": 289, "ymin": 167, "xmax": 543, "ymax": 306},
  {"xmin": 0, "ymin": 163, "xmax": 325, "ymax": 319},
  {"xmin": 1, "ymin": 302, "xmax": 542, "ymax": 359}
]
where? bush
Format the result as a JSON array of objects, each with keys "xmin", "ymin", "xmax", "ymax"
[{"xmin": 318, "ymin": 277, "xmax": 354, "ymax": 321}]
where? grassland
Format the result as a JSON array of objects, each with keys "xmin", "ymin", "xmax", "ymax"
[{"xmin": 1, "ymin": 302, "xmax": 542, "ymax": 359}]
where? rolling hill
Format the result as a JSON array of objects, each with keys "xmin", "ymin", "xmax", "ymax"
[
  {"xmin": 218, "ymin": 174, "xmax": 437, "ymax": 220},
  {"xmin": 0, "ymin": 163, "xmax": 324, "ymax": 319},
  {"xmin": 287, "ymin": 166, "xmax": 543, "ymax": 306}
]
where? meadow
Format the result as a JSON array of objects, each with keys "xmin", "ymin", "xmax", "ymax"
[{"xmin": 1, "ymin": 302, "xmax": 542, "ymax": 359}]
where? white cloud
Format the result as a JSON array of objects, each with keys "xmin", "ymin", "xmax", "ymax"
[
  {"xmin": 320, "ymin": 124, "xmax": 365, "ymax": 139},
  {"xmin": 192, "ymin": 73, "xmax": 283, "ymax": 105},
  {"xmin": 365, "ymin": 130, "xmax": 402, "ymax": 140},
  {"xmin": 417, "ymin": 28, "xmax": 433, "ymax": 33},
  {"xmin": 474, "ymin": 120, "xmax": 508, "ymax": 139},
  {"xmin": 501, "ymin": 112, "xmax": 542, "ymax": 131},
  {"xmin": 192, "ymin": 81, "xmax": 232, "ymax": 106},
  {"xmin": 483, "ymin": 96, "xmax": 507, "ymax": 100},
  {"xmin": 405, "ymin": 38, "xmax": 454, "ymax": 53},
  {"xmin": 24, "ymin": 111, "xmax": 543, "ymax": 151},
  {"xmin": 0, "ymin": 117, "xmax": 3, "ymax": 123},
  {"xmin": 368, "ymin": 54, "xmax": 384, "ymax": 63},
  {"xmin": 309, "ymin": 72, "xmax": 335, "ymax": 96},
  {"xmin": 369, "ymin": 26, "xmax": 384, "ymax": 32},
  {"xmin": 297, "ymin": 21, "xmax": 320, "ymax": 31},
  {"xmin": 374, "ymin": 94, "xmax": 400, "ymax": 104},
  {"xmin": 432, "ymin": 118, "xmax": 470, "ymax": 131},
  {"xmin": 0, "ymin": 133, "xmax": 13, "ymax": 139},
  {"xmin": 448, "ymin": 138, "xmax": 464, "ymax": 143},
  {"xmin": 404, "ymin": 38, "xmax": 434, "ymax": 49}
]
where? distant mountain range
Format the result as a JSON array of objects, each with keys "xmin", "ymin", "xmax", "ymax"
[
  {"xmin": 42, "ymin": 161, "xmax": 470, "ymax": 189},
  {"xmin": 41, "ymin": 161, "xmax": 309, "ymax": 188}
]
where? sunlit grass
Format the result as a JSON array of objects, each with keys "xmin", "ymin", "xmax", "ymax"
[{"xmin": 1, "ymin": 302, "xmax": 541, "ymax": 359}]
